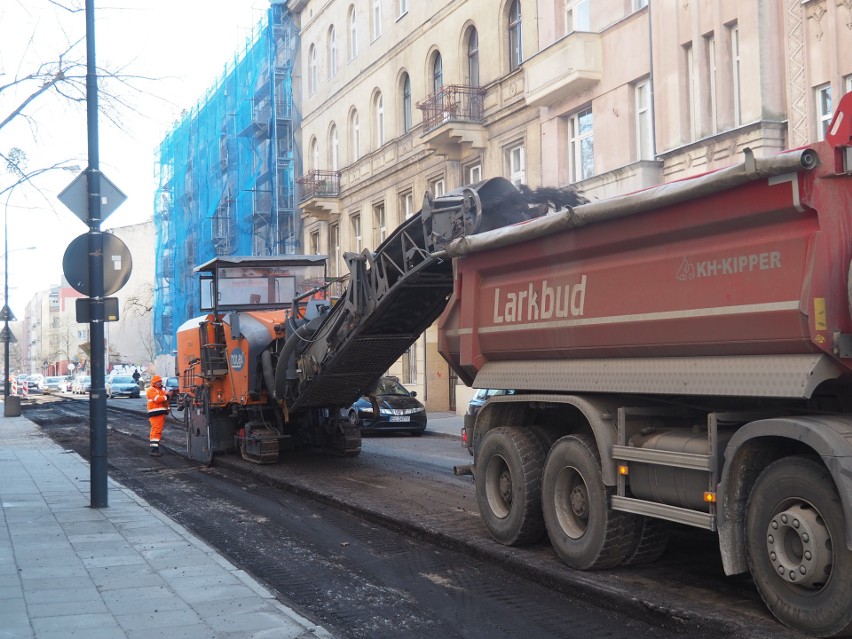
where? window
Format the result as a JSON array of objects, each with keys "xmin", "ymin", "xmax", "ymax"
[
  {"xmin": 310, "ymin": 230, "xmax": 320, "ymax": 255},
  {"xmin": 329, "ymin": 124, "xmax": 339, "ymax": 170},
  {"xmin": 432, "ymin": 53, "xmax": 443, "ymax": 95},
  {"xmin": 350, "ymin": 110, "xmax": 361, "ymax": 161},
  {"xmin": 706, "ymin": 34, "xmax": 717, "ymax": 134},
  {"xmin": 351, "ymin": 214, "xmax": 362, "ymax": 252},
  {"xmin": 508, "ymin": 0, "xmax": 522, "ymax": 72},
  {"xmin": 374, "ymin": 92, "xmax": 384, "ymax": 147},
  {"xmin": 685, "ymin": 43, "xmax": 699, "ymax": 141},
  {"xmin": 330, "ymin": 224, "xmax": 341, "ymax": 277},
  {"xmin": 348, "ymin": 5, "xmax": 358, "ymax": 60},
  {"xmin": 430, "ymin": 177, "xmax": 445, "ymax": 197},
  {"xmin": 467, "ymin": 27, "xmax": 480, "ymax": 86},
  {"xmin": 633, "ymin": 0, "xmax": 648, "ymax": 10},
  {"xmin": 466, "ymin": 163, "xmax": 482, "ymax": 184},
  {"xmin": 401, "ymin": 73, "xmax": 412, "ymax": 132},
  {"xmin": 398, "ymin": 0, "xmax": 408, "ymax": 17},
  {"xmin": 847, "ymin": 75, "xmax": 852, "ymax": 94},
  {"xmin": 569, "ymin": 108, "xmax": 594, "ymax": 182},
  {"xmin": 310, "ymin": 137, "xmax": 319, "ymax": 171},
  {"xmin": 308, "ymin": 44, "xmax": 317, "ymax": 95},
  {"xmin": 328, "ymin": 26, "xmax": 337, "ymax": 77},
  {"xmin": 508, "ymin": 144, "xmax": 525, "ymax": 186},
  {"xmin": 373, "ymin": 203, "xmax": 386, "ymax": 246},
  {"xmin": 816, "ymin": 84, "xmax": 832, "ymax": 141},
  {"xmin": 730, "ymin": 24, "xmax": 741, "ymax": 126},
  {"xmin": 565, "ymin": 0, "xmax": 589, "ymax": 33},
  {"xmin": 400, "ymin": 190, "xmax": 414, "ymax": 219},
  {"xmin": 372, "ymin": 0, "xmax": 382, "ymax": 40},
  {"xmin": 635, "ymin": 81, "xmax": 653, "ymax": 161},
  {"xmin": 402, "ymin": 345, "xmax": 417, "ymax": 384}
]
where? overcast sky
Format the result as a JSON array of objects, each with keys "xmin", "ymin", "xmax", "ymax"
[{"xmin": 0, "ymin": 0, "xmax": 270, "ymax": 315}]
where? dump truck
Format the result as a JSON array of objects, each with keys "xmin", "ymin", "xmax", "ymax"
[{"xmin": 440, "ymin": 93, "xmax": 852, "ymax": 637}]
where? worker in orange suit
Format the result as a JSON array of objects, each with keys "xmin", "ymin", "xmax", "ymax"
[{"xmin": 146, "ymin": 375, "xmax": 171, "ymax": 456}]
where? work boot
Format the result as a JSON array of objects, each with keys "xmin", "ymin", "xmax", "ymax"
[{"xmin": 150, "ymin": 446, "xmax": 162, "ymax": 457}]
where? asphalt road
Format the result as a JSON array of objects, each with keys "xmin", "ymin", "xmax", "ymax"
[{"xmin": 17, "ymin": 392, "xmax": 810, "ymax": 639}]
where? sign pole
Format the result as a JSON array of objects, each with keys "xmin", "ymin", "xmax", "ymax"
[{"xmin": 85, "ymin": 0, "xmax": 108, "ymax": 509}]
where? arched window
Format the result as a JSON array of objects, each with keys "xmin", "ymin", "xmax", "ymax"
[
  {"xmin": 329, "ymin": 124, "xmax": 339, "ymax": 170},
  {"xmin": 432, "ymin": 52, "xmax": 443, "ymax": 95},
  {"xmin": 508, "ymin": 0, "xmax": 522, "ymax": 72},
  {"xmin": 348, "ymin": 5, "xmax": 358, "ymax": 59},
  {"xmin": 350, "ymin": 110, "xmax": 361, "ymax": 162},
  {"xmin": 309, "ymin": 137, "xmax": 319, "ymax": 171},
  {"xmin": 309, "ymin": 44, "xmax": 317, "ymax": 94},
  {"xmin": 467, "ymin": 27, "xmax": 480, "ymax": 86},
  {"xmin": 328, "ymin": 26, "xmax": 337, "ymax": 77},
  {"xmin": 374, "ymin": 93, "xmax": 384, "ymax": 147},
  {"xmin": 401, "ymin": 73, "xmax": 412, "ymax": 132}
]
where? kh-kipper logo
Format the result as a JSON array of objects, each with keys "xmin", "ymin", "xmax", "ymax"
[{"xmin": 677, "ymin": 251, "xmax": 782, "ymax": 281}]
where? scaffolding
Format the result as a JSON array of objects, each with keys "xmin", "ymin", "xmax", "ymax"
[{"xmin": 153, "ymin": 4, "xmax": 300, "ymax": 355}]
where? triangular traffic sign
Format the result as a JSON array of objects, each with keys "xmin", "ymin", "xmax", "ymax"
[{"xmin": 0, "ymin": 304, "xmax": 16, "ymax": 322}]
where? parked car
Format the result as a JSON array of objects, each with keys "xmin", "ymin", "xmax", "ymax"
[
  {"xmin": 27, "ymin": 374, "xmax": 44, "ymax": 391},
  {"xmin": 165, "ymin": 376, "xmax": 180, "ymax": 403},
  {"xmin": 72, "ymin": 375, "xmax": 91, "ymax": 394},
  {"xmin": 105, "ymin": 375, "xmax": 141, "ymax": 399},
  {"xmin": 348, "ymin": 376, "xmax": 427, "ymax": 435},
  {"xmin": 466, "ymin": 389, "xmax": 516, "ymax": 418},
  {"xmin": 43, "ymin": 376, "xmax": 65, "ymax": 393},
  {"xmin": 62, "ymin": 375, "xmax": 74, "ymax": 391}
]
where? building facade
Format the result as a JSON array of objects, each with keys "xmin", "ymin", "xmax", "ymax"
[
  {"xmin": 153, "ymin": 3, "xmax": 299, "ymax": 355},
  {"xmin": 289, "ymin": 0, "xmax": 851, "ymax": 412}
]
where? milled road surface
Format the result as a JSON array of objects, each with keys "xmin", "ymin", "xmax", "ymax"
[{"xmin": 21, "ymin": 394, "xmax": 808, "ymax": 639}]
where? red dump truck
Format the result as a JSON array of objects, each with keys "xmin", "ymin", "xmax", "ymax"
[{"xmin": 440, "ymin": 93, "xmax": 852, "ymax": 637}]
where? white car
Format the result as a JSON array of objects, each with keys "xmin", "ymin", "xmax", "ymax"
[{"xmin": 27, "ymin": 374, "xmax": 44, "ymax": 391}]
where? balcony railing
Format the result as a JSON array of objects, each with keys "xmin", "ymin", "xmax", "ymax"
[
  {"xmin": 297, "ymin": 170, "xmax": 341, "ymax": 201},
  {"xmin": 417, "ymin": 84, "xmax": 485, "ymax": 133}
]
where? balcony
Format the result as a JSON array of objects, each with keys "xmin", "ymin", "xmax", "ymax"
[
  {"xmin": 297, "ymin": 170, "xmax": 341, "ymax": 221},
  {"xmin": 417, "ymin": 85, "xmax": 486, "ymax": 160},
  {"xmin": 525, "ymin": 32, "xmax": 602, "ymax": 108}
]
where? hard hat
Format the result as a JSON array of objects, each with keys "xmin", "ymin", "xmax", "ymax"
[{"xmin": 151, "ymin": 375, "xmax": 162, "ymax": 385}]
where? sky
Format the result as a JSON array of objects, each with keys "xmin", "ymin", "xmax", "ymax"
[{"xmin": 0, "ymin": 0, "xmax": 272, "ymax": 317}]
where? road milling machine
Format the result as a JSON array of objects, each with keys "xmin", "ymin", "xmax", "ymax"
[{"xmin": 175, "ymin": 177, "xmax": 576, "ymax": 465}]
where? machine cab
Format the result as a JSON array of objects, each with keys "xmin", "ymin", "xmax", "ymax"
[{"xmin": 196, "ymin": 255, "xmax": 329, "ymax": 314}]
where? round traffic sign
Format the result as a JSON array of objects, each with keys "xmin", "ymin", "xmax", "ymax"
[{"xmin": 63, "ymin": 233, "xmax": 133, "ymax": 296}]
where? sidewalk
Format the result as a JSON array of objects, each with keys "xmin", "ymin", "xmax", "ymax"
[{"xmin": 0, "ymin": 414, "xmax": 332, "ymax": 639}]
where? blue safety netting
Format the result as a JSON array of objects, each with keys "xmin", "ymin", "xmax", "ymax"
[{"xmin": 152, "ymin": 4, "xmax": 299, "ymax": 355}]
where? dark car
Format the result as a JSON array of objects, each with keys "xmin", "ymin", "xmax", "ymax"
[
  {"xmin": 348, "ymin": 377, "xmax": 427, "ymax": 435},
  {"xmin": 466, "ymin": 389, "xmax": 515, "ymax": 418},
  {"xmin": 106, "ymin": 375, "xmax": 141, "ymax": 399}
]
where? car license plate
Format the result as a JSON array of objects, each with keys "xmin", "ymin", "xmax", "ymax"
[{"xmin": 390, "ymin": 416, "xmax": 410, "ymax": 422}]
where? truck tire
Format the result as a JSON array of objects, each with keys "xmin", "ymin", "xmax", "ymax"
[
  {"xmin": 542, "ymin": 434, "xmax": 637, "ymax": 570},
  {"xmin": 622, "ymin": 516, "xmax": 670, "ymax": 566},
  {"xmin": 746, "ymin": 457, "xmax": 852, "ymax": 637},
  {"xmin": 475, "ymin": 427, "xmax": 546, "ymax": 546}
]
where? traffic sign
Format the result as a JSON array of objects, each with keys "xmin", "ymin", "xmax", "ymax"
[
  {"xmin": 58, "ymin": 171, "xmax": 127, "ymax": 223},
  {"xmin": 0, "ymin": 304, "xmax": 16, "ymax": 321},
  {"xmin": 0, "ymin": 327, "xmax": 17, "ymax": 343},
  {"xmin": 75, "ymin": 297, "xmax": 120, "ymax": 323},
  {"xmin": 62, "ymin": 233, "xmax": 133, "ymax": 297}
]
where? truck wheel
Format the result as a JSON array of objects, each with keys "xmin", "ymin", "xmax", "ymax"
[
  {"xmin": 475, "ymin": 427, "xmax": 546, "ymax": 546},
  {"xmin": 542, "ymin": 434, "xmax": 636, "ymax": 570},
  {"xmin": 622, "ymin": 516, "xmax": 670, "ymax": 566},
  {"xmin": 746, "ymin": 457, "xmax": 852, "ymax": 637}
]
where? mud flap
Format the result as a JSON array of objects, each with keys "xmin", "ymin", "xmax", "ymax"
[{"xmin": 185, "ymin": 391, "xmax": 213, "ymax": 465}]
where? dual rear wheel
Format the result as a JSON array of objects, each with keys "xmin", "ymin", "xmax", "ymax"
[{"xmin": 475, "ymin": 428, "xmax": 666, "ymax": 569}]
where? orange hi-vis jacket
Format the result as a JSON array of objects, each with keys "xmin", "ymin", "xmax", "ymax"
[{"xmin": 146, "ymin": 385, "xmax": 170, "ymax": 416}]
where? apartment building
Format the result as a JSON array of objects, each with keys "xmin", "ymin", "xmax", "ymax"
[{"xmin": 290, "ymin": 0, "xmax": 851, "ymax": 412}]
